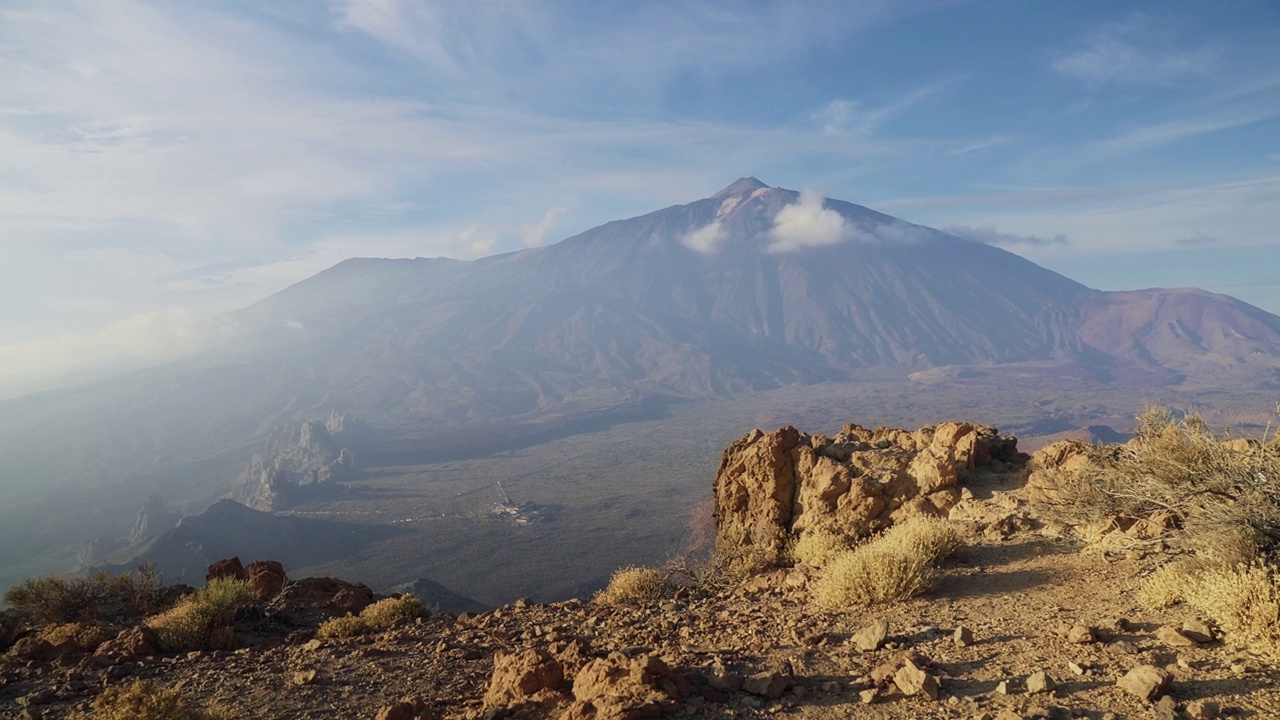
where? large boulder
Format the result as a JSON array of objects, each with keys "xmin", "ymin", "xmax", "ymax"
[
  {"xmin": 483, "ymin": 648, "xmax": 567, "ymax": 709},
  {"xmin": 713, "ymin": 421, "xmax": 1021, "ymax": 568},
  {"xmin": 246, "ymin": 560, "xmax": 288, "ymax": 601},
  {"xmin": 205, "ymin": 556, "xmax": 247, "ymax": 582}
]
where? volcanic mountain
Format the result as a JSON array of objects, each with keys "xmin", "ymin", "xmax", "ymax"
[{"xmin": 3, "ymin": 177, "xmax": 1280, "ymax": 595}]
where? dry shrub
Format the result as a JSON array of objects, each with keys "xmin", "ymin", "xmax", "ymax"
[
  {"xmin": 4, "ymin": 563, "xmax": 171, "ymax": 626},
  {"xmin": 812, "ymin": 544, "xmax": 936, "ymax": 608},
  {"xmin": 67, "ymin": 680, "xmax": 227, "ymax": 720},
  {"xmin": 594, "ymin": 566, "xmax": 669, "ymax": 607},
  {"xmin": 1137, "ymin": 561, "xmax": 1195, "ymax": 609},
  {"xmin": 146, "ymin": 577, "xmax": 250, "ymax": 651},
  {"xmin": 316, "ymin": 613, "xmax": 369, "ymax": 639},
  {"xmin": 812, "ymin": 516, "xmax": 963, "ymax": 609},
  {"xmin": 1032, "ymin": 407, "xmax": 1280, "ymax": 564},
  {"xmin": 1182, "ymin": 562, "xmax": 1280, "ymax": 657},
  {"xmin": 789, "ymin": 528, "xmax": 850, "ymax": 568},
  {"xmin": 38, "ymin": 621, "xmax": 119, "ymax": 652},
  {"xmin": 878, "ymin": 516, "xmax": 963, "ymax": 561},
  {"xmin": 316, "ymin": 594, "xmax": 429, "ymax": 639}
]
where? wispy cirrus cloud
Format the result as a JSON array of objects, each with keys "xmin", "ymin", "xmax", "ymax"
[
  {"xmin": 944, "ymin": 224, "xmax": 1068, "ymax": 247},
  {"xmin": 1052, "ymin": 15, "xmax": 1219, "ymax": 88}
]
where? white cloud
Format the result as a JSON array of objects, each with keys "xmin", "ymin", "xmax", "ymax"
[
  {"xmin": 518, "ymin": 206, "xmax": 568, "ymax": 248},
  {"xmin": 944, "ymin": 224, "xmax": 1068, "ymax": 247},
  {"xmin": 767, "ymin": 189, "xmax": 851, "ymax": 252},
  {"xmin": 1052, "ymin": 18, "xmax": 1218, "ymax": 88},
  {"xmin": 681, "ymin": 220, "xmax": 729, "ymax": 254}
]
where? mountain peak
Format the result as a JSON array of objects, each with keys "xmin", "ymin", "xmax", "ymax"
[{"xmin": 712, "ymin": 177, "xmax": 770, "ymax": 199}]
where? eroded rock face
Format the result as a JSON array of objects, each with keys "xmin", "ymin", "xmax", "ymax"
[
  {"xmin": 713, "ymin": 421, "xmax": 1023, "ymax": 567},
  {"xmin": 230, "ymin": 413, "xmax": 365, "ymax": 512}
]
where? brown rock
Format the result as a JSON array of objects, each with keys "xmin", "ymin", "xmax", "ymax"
[
  {"xmin": 893, "ymin": 659, "xmax": 939, "ymax": 699},
  {"xmin": 206, "ymin": 556, "xmax": 247, "ymax": 582},
  {"xmin": 953, "ymin": 625, "xmax": 974, "ymax": 647},
  {"xmin": 871, "ymin": 650, "xmax": 922, "ymax": 686},
  {"xmin": 569, "ymin": 653, "xmax": 680, "ymax": 719},
  {"xmin": 1185, "ymin": 699, "xmax": 1220, "ymax": 719},
  {"xmin": 743, "ymin": 671, "xmax": 789, "ymax": 699},
  {"xmin": 1180, "ymin": 619, "xmax": 1214, "ymax": 644},
  {"xmin": 1066, "ymin": 625, "xmax": 1096, "ymax": 644},
  {"xmin": 92, "ymin": 625, "xmax": 159, "ymax": 664},
  {"xmin": 1153, "ymin": 694, "xmax": 1177, "ymax": 720},
  {"xmin": 246, "ymin": 560, "xmax": 287, "ymax": 601},
  {"xmin": 1026, "ymin": 670, "xmax": 1054, "ymax": 694},
  {"xmin": 1117, "ymin": 665, "xmax": 1171, "ymax": 701},
  {"xmin": 853, "ymin": 620, "xmax": 890, "ymax": 652},
  {"xmin": 375, "ymin": 697, "xmax": 431, "ymax": 720},
  {"xmin": 1156, "ymin": 626, "xmax": 1198, "ymax": 647},
  {"xmin": 10, "ymin": 637, "xmax": 59, "ymax": 662},
  {"xmin": 858, "ymin": 687, "xmax": 878, "ymax": 704},
  {"xmin": 484, "ymin": 648, "xmax": 566, "ymax": 708}
]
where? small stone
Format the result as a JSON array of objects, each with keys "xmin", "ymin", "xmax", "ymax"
[
  {"xmin": 743, "ymin": 671, "xmax": 789, "ymax": 699},
  {"xmin": 302, "ymin": 639, "xmax": 324, "ymax": 652},
  {"xmin": 1026, "ymin": 671, "xmax": 1054, "ymax": 694},
  {"xmin": 996, "ymin": 711, "xmax": 1022, "ymax": 720},
  {"xmin": 1229, "ymin": 662, "xmax": 1249, "ymax": 675},
  {"xmin": 1068, "ymin": 662, "xmax": 1086, "ymax": 676},
  {"xmin": 1066, "ymin": 625, "xmax": 1096, "ymax": 644},
  {"xmin": 1181, "ymin": 619, "xmax": 1214, "ymax": 644},
  {"xmin": 1156, "ymin": 626, "xmax": 1197, "ymax": 647},
  {"xmin": 1152, "ymin": 694, "xmax": 1177, "ymax": 720},
  {"xmin": 853, "ymin": 620, "xmax": 890, "ymax": 652},
  {"xmin": 1185, "ymin": 699, "xmax": 1220, "ymax": 719},
  {"xmin": 1117, "ymin": 665, "xmax": 1171, "ymax": 701},
  {"xmin": 1107, "ymin": 618, "xmax": 1131, "ymax": 632},
  {"xmin": 1109, "ymin": 640, "xmax": 1139, "ymax": 655},
  {"xmin": 954, "ymin": 626, "xmax": 974, "ymax": 647},
  {"xmin": 858, "ymin": 688, "xmax": 878, "ymax": 705},
  {"xmin": 995, "ymin": 680, "xmax": 1009, "ymax": 695},
  {"xmin": 893, "ymin": 659, "xmax": 940, "ymax": 699},
  {"xmin": 291, "ymin": 669, "xmax": 318, "ymax": 686}
]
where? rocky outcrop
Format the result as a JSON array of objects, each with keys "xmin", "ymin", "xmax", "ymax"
[
  {"xmin": 131, "ymin": 492, "xmax": 180, "ymax": 544},
  {"xmin": 230, "ymin": 413, "xmax": 366, "ymax": 511},
  {"xmin": 713, "ymin": 421, "xmax": 1023, "ymax": 567}
]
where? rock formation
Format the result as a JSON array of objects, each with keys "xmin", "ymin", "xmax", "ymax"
[
  {"xmin": 712, "ymin": 421, "xmax": 1024, "ymax": 567},
  {"xmin": 230, "ymin": 413, "xmax": 365, "ymax": 511},
  {"xmin": 131, "ymin": 492, "xmax": 181, "ymax": 544}
]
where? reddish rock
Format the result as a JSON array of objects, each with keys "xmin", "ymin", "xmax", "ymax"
[
  {"xmin": 92, "ymin": 625, "xmax": 159, "ymax": 665},
  {"xmin": 375, "ymin": 697, "xmax": 433, "ymax": 720},
  {"xmin": 1117, "ymin": 664, "xmax": 1172, "ymax": 701},
  {"xmin": 483, "ymin": 648, "xmax": 567, "ymax": 708},
  {"xmin": 712, "ymin": 421, "xmax": 1015, "ymax": 569},
  {"xmin": 206, "ymin": 557, "xmax": 247, "ymax": 582},
  {"xmin": 567, "ymin": 653, "xmax": 682, "ymax": 720},
  {"xmin": 246, "ymin": 560, "xmax": 288, "ymax": 601},
  {"xmin": 9, "ymin": 637, "xmax": 59, "ymax": 662}
]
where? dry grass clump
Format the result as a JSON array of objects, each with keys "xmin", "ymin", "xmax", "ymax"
[
  {"xmin": 4, "ymin": 563, "xmax": 170, "ymax": 626},
  {"xmin": 316, "ymin": 595, "xmax": 429, "ymax": 638},
  {"xmin": 37, "ymin": 621, "xmax": 119, "ymax": 652},
  {"xmin": 593, "ymin": 566, "xmax": 669, "ymax": 607},
  {"xmin": 789, "ymin": 528, "xmax": 850, "ymax": 568},
  {"xmin": 1183, "ymin": 562, "xmax": 1280, "ymax": 657},
  {"xmin": 1033, "ymin": 407, "xmax": 1280, "ymax": 563},
  {"xmin": 145, "ymin": 577, "xmax": 250, "ymax": 651},
  {"xmin": 812, "ymin": 516, "xmax": 963, "ymax": 609},
  {"xmin": 67, "ymin": 680, "xmax": 227, "ymax": 720}
]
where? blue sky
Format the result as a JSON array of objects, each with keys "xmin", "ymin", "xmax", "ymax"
[{"xmin": 1, "ymin": 0, "xmax": 1278, "ymax": 395}]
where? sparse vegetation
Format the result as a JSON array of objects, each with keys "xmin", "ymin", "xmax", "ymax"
[
  {"xmin": 37, "ymin": 621, "xmax": 119, "ymax": 653},
  {"xmin": 66, "ymin": 680, "xmax": 228, "ymax": 720},
  {"xmin": 145, "ymin": 577, "xmax": 251, "ymax": 651},
  {"xmin": 788, "ymin": 528, "xmax": 849, "ymax": 568},
  {"xmin": 3, "ymin": 563, "xmax": 171, "ymax": 626},
  {"xmin": 812, "ymin": 516, "xmax": 962, "ymax": 609},
  {"xmin": 316, "ymin": 594, "xmax": 430, "ymax": 638},
  {"xmin": 1036, "ymin": 406, "xmax": 1280, "ymax": 658},
  {"xmin": 594, "ymin": 566, "xmax": 669, "ymax": 607}
]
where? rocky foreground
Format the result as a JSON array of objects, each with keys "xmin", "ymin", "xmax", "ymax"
[{"xmin": 3, "ymin": 421, "xmax": 1279, "ymax": 719}]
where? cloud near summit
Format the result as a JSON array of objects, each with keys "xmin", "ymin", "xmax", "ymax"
[{"xmin": 767, "ymin": 188, "xmax": 852, "ymax": 253}]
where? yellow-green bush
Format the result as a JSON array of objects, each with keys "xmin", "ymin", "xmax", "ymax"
[
  {"xmin": 594, "ymin": 566, "xmax": 669, "ymax": 607},
  {"xmin": 789, "ymin": 528, "xmax": 849, "ymax": 568},
  {"xmin": 37, "ymin": 621, "xmax": 119, "ymax": 653},
  {"xmin": 67, "ymin": 680, "xmax": 227, "ymax": 720},
  {"xmin": 812, "ymin": 516, "xmax": 962, "ymax": 609},
  {"xmin": 145, "ymin": 577, "xmax": 250, "ymax": 651},
  {"xmin": 316, "ymin": 594, "xmax": 429, "ymax": 639},
  {"xmin": 4, "ymin": 563, "xmax": 171, "ymax": 626}
]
